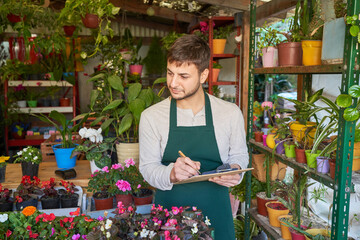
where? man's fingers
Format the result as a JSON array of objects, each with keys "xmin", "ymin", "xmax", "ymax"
[{"xmin": 182, "ymin": 158, "xmax": 201, "ymax": 172}]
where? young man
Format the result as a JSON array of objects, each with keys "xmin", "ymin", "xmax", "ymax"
[{"xmin": 139, "ymin": 34, "xmax": 248, "ymax": 239}]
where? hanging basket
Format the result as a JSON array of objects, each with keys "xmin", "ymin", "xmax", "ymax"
[
  {"xmin": 63, "ymin": 25, "xmax": 76, "ymax": 36},
  {"xmin": 81, "ymin": 13, "xmax": 100, "ymax": 29}
]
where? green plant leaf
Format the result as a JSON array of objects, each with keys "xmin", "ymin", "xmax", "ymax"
[
  {"xmin": 129, "ymin": 98, "xmax": 146, "ymax": 123},
  {"xmin": 336, "ymin": 94, "xmax": 353, "ymax": 108},
  {"xmin": 138, "ymin": 88, "xmax": 154, "ymax": 107},
  {"xmin": 127, "ymin": 83, "xmax": 142, "ymax": 102},
  {"xmin": 108, "ymin": 75, "xmax": 124, "ymax": 92},
  {"xmin": 90, "ymin": 116, "xmax": 104, "ymax": 127},
  {"xmin": 72, "ymin": 113, "xmax": 90, "ymax": 122},
  {"xmin": 118, "ymin": 113, "xmax": 133, "ymax": 135},
  {"xmin": 344, "ymin": 108, "xmax": 360, "ymax": 121},
  {"xmin": 102, "ymin": 99, "xmax": 123, "ymax": 112},
  {"xmin": 349, "ymin": 85, "xmax": 360, "ymax": 98},
  {"xmin": 88, "ymin": 73, "xmax": 105, "ymax": 82},
  {"xmin": 350, "ymin": 25, "xmax": 359, "ymax": 37},
  {"xmin": 153, "ymin": 77, "xmax": 167, "ymax": 85},
  {"xmin": 49, "ymin": 110, "xmax": 67, "ymax": 128},
  {"xmin": 101, "ymin": 118, "xmax": 114, "ymax": 131},
  {"xmin": 90, "ymin": 90, "xmax": 99, "ymax": 110}
]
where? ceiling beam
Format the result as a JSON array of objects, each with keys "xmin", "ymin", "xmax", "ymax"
[
  {"xmin": 194, "ymin": 0, "xmax": 250, "ymax": 11},
  {"xmin": 110, "ymin": 0, "xmax": 195, "ymax": 23},
  {"xmin": 256, "ymin": 0, "xmax": 297, "ymax": 21}
]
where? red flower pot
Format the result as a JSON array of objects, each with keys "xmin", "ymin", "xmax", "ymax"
[
  {"xmin": 295, "ymin": 148, "xmax": 307, "ymax": 164},
  {"xmin": 94, "ymin": 195, "xmax": 114, "ymax": 210},
  {"xmin": 254, "ymin": 131, "xmax": 263, "ymax": 142},
  {"xmin": 63, "ymin": 25, "xmax": 76, "ymax": 36},
  {"xmin": 256, "ymin": 192, "xmax": 276, "ymax": 216},
  {"xmin": 59, "ymin": 98, "xmax": 71, "ymax": 106},
  {"xmin": 81, "ymin": 14, "xmax": 100, "ymax": 29},
  {"xmin": 329, "ymin": 158, "xmax": 336, "ymax": 179},
  {"xmin": 133, "ymin": 189, "xmax": 153, "ymax": 206},
  {"xmin": 115, "ymin": 194, "xmax": 133, "ymax": 207},
  {"xmin": 290, "ymin": 225, "xmax": 307, "ymax": 240}
]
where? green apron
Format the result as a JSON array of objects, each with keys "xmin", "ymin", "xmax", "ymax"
[{"xmin": 155, "ymin": 93, "xmax": 235, "ymax": 240}]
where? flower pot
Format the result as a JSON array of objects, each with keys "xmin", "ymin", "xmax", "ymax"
[
  {"xmin": 304, "ymin": 229, "xmax": 330, "ymax": 240},
  {"xmin": 278, "ymin": 42, "xmax": 302, "ymax": 66},
  {"xmin": 81, "ymin": 13, "xmax": 100, "ymax": 29},
  {"xmin": 21, "ymin": 162, "xmax": 39, "ymax": 179},
  {"xmin": 17, "ymin": 100, "xmax": 27, "ymax": 108},
  {"xmin": 290, "ymin": 225, "xmax": 307, "ymax": 240},
  {"xmin": 316, "ymin": 156, "xmax": 330, "ymax": 174},
  {"xmin": 266, "ymin": 133, "xmax": 276, "ymax": 149},
  {"xmin": 129, "ymin": 65, "xmax": 143, "ymax": 75},
  {"xmin": 262, "ymin": 134, "xmax": 268, "ymax": 147},
  {"xmin": 7, "ymin": 13, "xmax": 26, "ymax": 23},
  {"xmin": 61, "ymin": 194, "xmax": 79, "ymax": 208},
  {"xmin": 116, "ymin": 142, "xmax": 139, "ymax": 167},
  {"xmin": 352, "ymin": 142, "xmax": 360, "ymax": 171},
  {"xmin": 133, "ymin": 189, "xmax": 153, "ymax": 206},
  {"xmin": 0, "ymin": 166, "xmax": 6, "ymax": 183},
  {"xmin": 63, "ymin": 25, "xmax": 76, "ymax": 36},
  {"xmin": 41, "ymin": 196, "xmax": 60, "ymax": 209},
  {"xmin": 52, "ymin": 144, "xmax": 77, "ymax": 169},
  {"xmin": 289, "ymin": 121, "xmax": 317, "ymax": 146},
  {"xmin": 305, "ymin": 150, "xmax": 321, "ymax": 168},
  {"xmin": 212, "ymin": 68, "xmax": 221, "ymax": 82},
  {"xmin": 284, "ymin": 143, "xmax": 296, "ymax": 158},
  {"xmin": 301, "ymin": 40, "xmax": 322, "ymax": 66},
  {"xmin": 265, "ymin": 201, "xmax": 289, "ymax": 227},
  {"xmin": 252, "ymin": 154, "xmax": 286, "ymax": 182},
  {"xmin": 278, "ymin": 215, "xmax": 292, "ymax": 240},
  {"xmin": 27, "ymin": 100, "xmax": 37, "ymax": 107},
  {"xmin": 254, "ymin": 131, "xmax": 263, "ymax": 142},
  {"xmin": 0, "ymin": 198, "xmax": 13, "ymax": 212},
  {"xmin": 94, "ymin": 195, "xmax": 114, "ymax": 211},
  {"xmin": 275, "ymin": 139, "xmax": 285, "ymax": 154},
  {"xmin": 295, "ymin": 148, "xmax": 307, "ymax": 164},
  {"xmin": 256, "ymin": 192, "xmax": 276, "ymax": 216},
  {"xmin": 119, "ymin": 49, "xmax": 132, "ymax": 61},
  {"xmin": 212, "ymin": 39, "xmax": 227, "ymax": 54},
  {"xmin": 329, "ymin": 158, "xmax": 336, "ymax": 179},
  {"xmin": 115, "ymin": 194, "xmax": 133, "ymax": 207},
  {"xmin": 16, "ymin": 197, "xmax": 38, "ymax": 211},
  {"xmin": 89, "ymin": 160, "xmax": 102, "ymax": 174},
  {"xmin": 59, "ymin": 98, "xmax": 71, "ymax": 106},
  {"xmin": 51, "ymin": 98, "xmax": 59, "ymax": 107},
  {"xmin": 261, "ymin": 46, "xmax": 278, "ymax": 67}
]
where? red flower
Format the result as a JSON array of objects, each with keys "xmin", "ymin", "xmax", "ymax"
[
  {"xmin": 83, "ymin": 73, "xmax": 89, "ymax": 76},
  {"xmin": 84, "ymin": 217, "xmax": 93, "ymax": 222},
  {"xmin": 36, "ymin": 82, "xmax": 42, "ymax": 86},
  {"xmin": 6, "ymin": 230, "xmax": 12, "ymax": 237},
  {"xmin": 16, "ymin": 195, "xmax": 23, "ymax": 203},
  {"xmin": 29, "ymin": 231, "xmax": 39, "ymax": 239},
  {"xmin": 70, "ymin": 208, "xmax": 80, "ymax": 216},
  {"xmin": 26, "ymin": 226, "xmax": 31, "ymax": 231}
]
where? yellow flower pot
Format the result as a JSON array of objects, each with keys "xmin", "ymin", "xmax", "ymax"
[
  {"xmin": 266, "ymin": 201, "xmax": 289, "ymax": 227},
  {"xmin": 305, "ymin": 229, "xmax": 330, "ymax": 240},
  {"xmin": 278, "ymin": 215, "xmax": 292, "ymax": 240},
  {"xmin": 289, "ymin": 121, "xmax": 317, "ymax": 146},
  {"xmin": 301, "ymin": 40, "xmax": 322, "ymax": 66},
  {"xmin": 212, "ymin": 39, "xmax": 227, "ymax": 54},
  {"xmin": 352, "ymin": 142, "xmax": 360, "ymax": 171},
  {"xmin": 266, "ymin": 133, "xmax": 276, "ymax": 149}
]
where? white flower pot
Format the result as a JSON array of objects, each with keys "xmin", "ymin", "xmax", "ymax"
[
  {"xmin": 89, "ymin": 160, "xmax": 102, "ymax": 174},
  {"xmin": 17, "ymin": 100, "xmax": 26, "ymax": 108},
  {"xmin": 116, "ymin": 142, "xmax": 139, "ymax": 167}
]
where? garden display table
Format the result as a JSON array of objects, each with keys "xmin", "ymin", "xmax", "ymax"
[{"xmin": 3, "ymin": 160, "xmax": 91, "ymax": 190}]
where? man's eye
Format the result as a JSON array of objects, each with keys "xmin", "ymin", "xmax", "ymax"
[
  {"xmin": 167, "ymin": 72, "xmax": 173, "ymax": 76},
  {"xmin": 181, "ymin": 76, "xmax": 188, "ymax": 79}
]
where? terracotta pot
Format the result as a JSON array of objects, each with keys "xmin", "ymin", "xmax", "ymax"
[
  {"xmin": 63, "ymin": 25, "xmax": 76, "ymax": 36},
  {"xmin": 115, "ymin": 194, "xmax": 133, "ymax": 207},
  {"xmin": 133, "ymin": 189, "xmax": 153, "ymax": 206},
  {"xmin": 256, "ymin": 192, "xmax": 276, "ymax": 216},
  {"xmin": 94, "ymin": 195, "xmax": 114, "ymax": 210},
  {"xmin": 278, "ymin": 42, "xmax": 302, "ymax": 66},
  {"xmin": 329, "ymin": 158, "xmax": 336, "ymax": 179},
  {"xmin": 212, "ymin": 68, "xmax": 220, "ymax": 82},
  {"xmin": 81, "ymin": 13, "xmax": 100, "ymax": 29},
  {"xmin": 59, "ymin": 98, "xmax": 71, "ymax": 106},
  {"xmin": 254, "ymin": 131, "xmax": 263, "ymax": 142},
  {"xmin": 266, "ymin": 201, "xmax": 289, "ymax": 227},
  {"xmin": 295, "ymin": 148, "xmax": 307, "ymax": 163}
]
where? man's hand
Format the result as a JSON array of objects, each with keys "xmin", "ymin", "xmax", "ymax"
[
  {"xmin": 208, "ymin": 164, "xmax": 241, "ymax": 187},
  {"xmin": 170, "ymin": 157, "xmax": 201, "ymax": 183}
]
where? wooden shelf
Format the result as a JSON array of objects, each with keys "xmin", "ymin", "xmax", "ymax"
[
  {"xmin": 15, "ymin": 106, "xmax": 73, "ymax": 113},
  {"xmin": 253, "ymin": 64, "xmax": 342, "ymax": 74},
  {"xmin": 8, "ymin": 80, "xmax": 73, "ymax": 87},
  {"xmin": 248, "ymin": 208, "xmax": 284, "ymax": 240},
  {"xmin": 249, "ymin": 139, "xmax": 335, "ymax": 189}
]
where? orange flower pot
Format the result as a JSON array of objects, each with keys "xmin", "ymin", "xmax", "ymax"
[
  {"xmin": 212, "ymin": 68, "xmax": 220, "ymax": 82},
  {"xmin": 266, "ymin": 201, "xmax": 289, "ymax": 227},
  {"xmin": 279, "ymin": 215, "xmax": 293, "ymax": 240},
  {"xmin": 212, "ymin": 39, "xmax": 226, "ymax": 54}
]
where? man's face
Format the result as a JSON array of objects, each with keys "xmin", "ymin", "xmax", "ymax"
[{"xmin": 166, "ymin": 61, "xmax": 209, "ymax": 100}]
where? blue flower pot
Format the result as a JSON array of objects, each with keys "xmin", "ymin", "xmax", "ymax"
[{"xmin": 52, "ymin": 144, "xmax": 77, "ymax": 169}]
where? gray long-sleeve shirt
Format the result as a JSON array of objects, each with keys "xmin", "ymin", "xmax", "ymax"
[{"xmin": 139, "ymin": 94, "xmax": 249, "ymax": 191}]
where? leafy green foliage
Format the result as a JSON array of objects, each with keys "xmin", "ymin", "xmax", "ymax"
[
  {"xmin": 161, "ymin": 31, "xmax": 185, "ymax": 50},
  {"xmin": 257, "ymin": 24, "xmax": 281, "ymax": 53},
  {"xmin": 230, "ymin": 175, "xmax": 266, "ymax": 202},
  {"xmin": 346, "ymin": 15, "xmax": 360, "ymax": 43},
  {"xmin": 234, "ymin": 214, "xmax": 260, "ymax": 240},
  {"xmin": 336, "ymin": 84, "xmax": 360, "ymax": 122},
  {"xmin": 213, "ymin": 24, "xmax": 234, "ymax": 39}
]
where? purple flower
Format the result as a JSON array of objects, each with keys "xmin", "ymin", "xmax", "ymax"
[
  {"xmin": 50, "ymin": 228, "xmax": 55, "ymax": 236},
  {"xmin": 97, "ymin": 216, "xmax": 104, "ymax": 221},
  {"xmin": 72, "ymin": 234, "xmax": 80, "ymax": 240},
  {"xmin": 82, "ymin": 235, "xmax": 87, "ymax": 240}
]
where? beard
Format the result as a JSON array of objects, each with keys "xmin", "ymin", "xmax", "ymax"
[{"xmin": 168, "ymin": 81, "xmax": 202, "ymax": 100}]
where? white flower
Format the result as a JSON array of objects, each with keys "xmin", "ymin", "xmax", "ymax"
[
  {"xmin": 18, "ymin": 151, "xmax": 23, "ymax": 156},
  {"xmin": 149, "ymin": 230, "xmax": 156, "ymax": 238},
  {"xmin": 34, "ymin": 156, "xmax": 38, "ymax": 160},
  {"xmin": 105, "ymin": 219, "xmax": 113, "ymax": 230},
  {"xmin": 79, "ymin": 127, "xmax": 87, "ymax": 139},
  {"xmin": 191, "ymin": 223, "xmax": 198, "ymax": 234},
  {"xmin": 0, "ymin": 213, "xmax": 8, "ymax": 223},
  {"xmin": 140, "ymin": 229, "xmax": 149, "ymax": 238},
  {"xmin": 205, "ymin": 216, "xmax": 211, "ymax": 226},
  {"xmin": 106, "ymin": 232, "xmax": 111, "ymax": 239},
  {"xmin": 80, "ymin": 127, "xmax": 104, "ymax": 143},
  {"xmin": 100, "ymin": 226, "xmax": 105, "ymax": 232}
]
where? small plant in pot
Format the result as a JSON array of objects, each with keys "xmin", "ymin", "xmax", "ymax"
[
  {"xmin": 40, "ymin": 178, "xmax": 60, "ymax": 209},
  {"xmin": 0, "ymin": 183, "xmax": 13, "ymax": 212},
  {"xmin": 59, "ymin": 180, "xmax": 79, "ymax": 208},
  {"xmin": 257, "ymin": 23, "xmax": 282, "ymax": 67},
  {"xmin": 13, "ymin": 146, "xmax": 42, "ymax": 179},
  {"xmin": 14, "ymin": 175, "xmax": 42, "ymax": 211},
  {"xmin": 0, "ymin": 156, "xmax": 9, "ymax": 183}
]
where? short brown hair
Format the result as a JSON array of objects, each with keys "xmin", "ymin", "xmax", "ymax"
[{"xmin": 167, "ymin": 34, "xmax": 210, "ymax": 73}]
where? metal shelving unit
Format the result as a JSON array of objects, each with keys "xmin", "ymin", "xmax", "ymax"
[{"xmin": 244, "ymin": 0, "xmax": 360, "ymax": 239}]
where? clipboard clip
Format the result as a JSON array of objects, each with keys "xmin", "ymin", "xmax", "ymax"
[{"xmin": 201, "ymin": 164, "xmax": 238, "ymax": 175}]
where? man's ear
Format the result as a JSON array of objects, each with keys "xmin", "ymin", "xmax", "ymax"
[{"xmin": 200, "ymin": 69, "xmax": 209, "ymax": 84}]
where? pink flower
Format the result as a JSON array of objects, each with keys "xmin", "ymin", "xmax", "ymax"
[
  {"xmin": 116, "ymin": 180, "xmax": 131, "ymax": 192},
  {"xmin": 72, "ymin": 234, "xmax": 80, "ymax": 240},
  {"xmin": 173, "ymin": 236, "xmax": 180, "ymax": 240},
  {"xmin": 128, "ymin": 206, "xmax": 133, "ymax": 212},
  {"xmin": 102, "ymin": 166, "xmax": 109, "ymax": 173},
  {"xmin": 125, "ymin": 158, "xmax": 135, "ymax": 168},
  {"xmin": 261, "ymin": 101, "xmax": 273, "ymax": 109},
  {"xmin": 192, "ymin": 206, "xmax": 197, "ymax": 211},
  {"xmin": 82, "ymin": 235, "xmax": 87, "ymax": 240},
  {"xmin": 165, "ymin": 218, "xmax": 178, "ymax": 226},
  {"xmin": 97, "ymin": 216, "xmax": 104, "ymax": 221},
  {"xmin": 50, "ymin": 228, "xmax": 55, "ymax": 236},
  {"xmin": 275, "ymin": 113, "xmax": 281, "ymax": 119},
  {"xmin": 172, "ymin": 207, "xmax": 180, "ymax": 215},
  {"xmin": 111, "ymin": 163, "xmax": 124, "ymax": 170},
  {"xmin": 137, "ymin": 184, "xmax": 141, "ymax": 189}
]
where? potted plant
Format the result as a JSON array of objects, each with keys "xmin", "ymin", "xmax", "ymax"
[
  {"xmin": 0, "ymin": 183, "xmax": 13, "ymax": 212},
  {"xmin": 72, "ymin": 127, "xmax": 116, "ymax": 172},
  {"xmin": 59, "ymin": 180, "xmax": 79, "ymax": 208},
  {"xmin": 40, "ymin": 178, "xmax": 60, "ymax": 209},
  {"xmin": 129, "ymin": 38, "xmax": 144, "ymax": 75},
  {"xmin": 257, "ymin": 23, "xmax": 282, "ymax": 67},
  {"xmin": 26, "ymin": 90, "xmax": 39, "ymax": 107},
  {"xmin": 212, "ymin": 24, "xmax": 234, "ymax": 54},
  {"xmin": 57, "ymin": 10, "xmax": 81, "ymax": 37},
  {"xmin": 14, "ymin": 146, "xmax": 42, "ymax": 179},
  {"xmin": 9, "ymin": 84, "xmax": 27, "ymax": 108},
  {"xmin": 212, "ymin": 61, "xmax": 222, "ymax": 82},
  {"xmin": 14, "ymin": 175, "xmax": 42, "ymax": 211},
  {"xmin": 33, "ymin": 110, "xmax": 89, "ymax": 168},
  {"xmin": 0, "ymin": 156, "xmax": 9, "ymax": 183}
]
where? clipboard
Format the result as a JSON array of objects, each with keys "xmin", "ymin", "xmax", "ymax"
[{"xmin": 174, "ymin": 168, "xmax": 254, "ymax": 185}]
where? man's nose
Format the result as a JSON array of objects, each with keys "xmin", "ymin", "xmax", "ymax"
[{"xmin": 169, "ymin": 75, "xmax": 179, "ymax": 87}]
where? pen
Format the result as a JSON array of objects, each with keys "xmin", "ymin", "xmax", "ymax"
[{"xmin": 178, "ymin": 150, "xmax": 201, "ymax": 175}]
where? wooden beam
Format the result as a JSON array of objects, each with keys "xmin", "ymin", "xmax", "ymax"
[
  {"xmin": 194, "ymin": 0, "xmax": 250, "ymax": 11},
  {"xmin": 241, "ymin": 11, "xmax": 250, "ymax": 130},
  {"xmin": 110, "ymin": 0, "xmax": 195, "ymax": 23},
  {"xmin": 256, "ymin": 0, "xmax": 297, "ymax": 22},
  {"xmin": 114, "ymin": 15, "xmax": 177, "ymax": 33}
]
